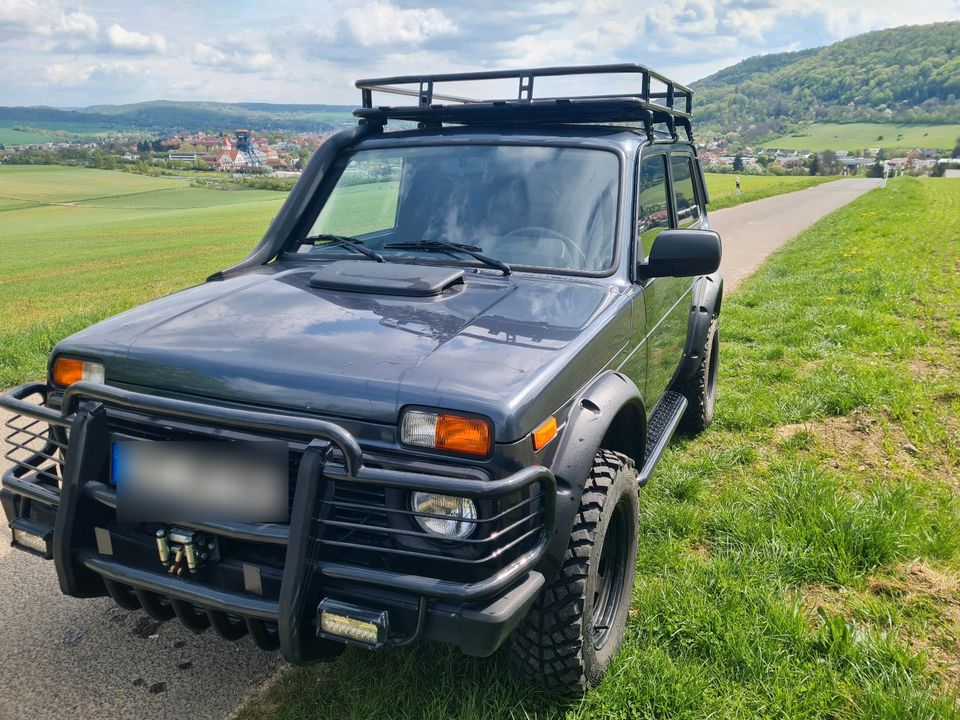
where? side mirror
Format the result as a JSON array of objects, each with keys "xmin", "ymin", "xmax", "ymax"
[{"xmin": 636, "ymin": 229, "xmax": 722, "ymax": 279}]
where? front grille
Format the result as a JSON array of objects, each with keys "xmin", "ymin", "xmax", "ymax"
[{"xmin": 105, "ymin": 409, "xmax": 546, "ymax": 583}]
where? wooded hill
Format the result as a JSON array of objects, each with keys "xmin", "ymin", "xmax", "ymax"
[
  {"xmin": 694, "ymin": 22, "xmax": 960, "ymax": 136},
  {"xmin": 0, "ymin": 101, "xmax": 355, "ymax": 136}
]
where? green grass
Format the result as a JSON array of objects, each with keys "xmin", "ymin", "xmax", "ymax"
[
  {"xmin": 238, "ymin": 178, "xmax": 960, "ymax": 719},
  {"xmin": 705, "ymin": 173, "xmax": 836, "ymax": 210},
  {"xmin": 760, "ymin": 122, "xmax": 960, "ymax": 152},
  {"xmin": 0, "ymin": 126, "xmax": 62, "ymax": 145},
  {"xmin": 0, "ymin": 164, "xmax": 191, "ymax": 204},
  {"xmin": 0, "ymin": 166, "xmax": 285, "ymax": 386},
  {"xmin": 0, "ymin": 124, "xmax": 110, "ymax": 145}
]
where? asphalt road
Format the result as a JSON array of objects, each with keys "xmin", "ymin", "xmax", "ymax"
[
  {"xmin": 0, "ymin": 177, "xmax": 881, "ymax": 720},
  {"xmin": 710, "ymin": 178, "xmax": 883, "ymax": 289}
]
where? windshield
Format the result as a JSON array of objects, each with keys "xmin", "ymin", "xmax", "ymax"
[{"xmin": 302, "ymin": 145, "xmax": 620, "ymax": 273}]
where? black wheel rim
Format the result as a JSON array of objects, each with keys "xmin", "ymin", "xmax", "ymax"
[{"xmin": 592, "ymin": 499, "xmax": 630, "ymax": 650}]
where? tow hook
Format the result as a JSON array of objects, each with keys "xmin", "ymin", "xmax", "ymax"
[{"xmin": 156, "ymin": 528, "xmax": 217, "ymax": 575}]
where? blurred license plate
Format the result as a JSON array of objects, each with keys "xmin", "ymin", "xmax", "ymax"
[{"xmin": 113, "ymin": 441, "xmax": 288, "ymax": 523}]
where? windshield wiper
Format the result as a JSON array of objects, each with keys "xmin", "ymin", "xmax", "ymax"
[
  {"xmin": 383, "ymin": 239, "xmax": 511, "ymax": 275},
  {"xmin": 306, "ymin": 234, "xmax": 385, "ymax": 263}
]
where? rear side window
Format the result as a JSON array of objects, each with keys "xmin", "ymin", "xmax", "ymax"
[
  {"xmin": 670, "ymin": 155, "xmax": 702, "ymax": 228},
  {"xmin": 637, "ymin": 155, "xmax": 670, "ymax": 259}
]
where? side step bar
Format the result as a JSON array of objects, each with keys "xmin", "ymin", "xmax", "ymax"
[{"xmin": 638, "ymin": 390, "xmax": 687, "ymax": 486}]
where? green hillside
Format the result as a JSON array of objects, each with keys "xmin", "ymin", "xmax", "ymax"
[
  {"xmin": 79, "ymin": 100, "xmax": 355, "ymax": 130},
  {"xmin": 759, "ymin": 122, "xmax": 960, "ymax": 151},
  {"xmin": 0, "ymin": 101, "xmax": 356, "ymax": 140},
  {"xmin": 696, "ymin": 22, "xmax": 960, "ymax": 134},
  {"xmin": 0, "ymin": 127, "xmax": 63, "ymax": 145}
]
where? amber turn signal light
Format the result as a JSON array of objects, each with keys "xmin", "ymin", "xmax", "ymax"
[
  {"xmin": 51, "ymin": 356, "xmax": 105, "ymax": 387},
  {"xmin": 401, "ymin": 410, "xmax": 493, "ymax": 457},
  {"xmin": 532, "ymin": 416, "xmax": 558, "ymax": 451},
  {"xmin": 435, "ymin": 414, "xmax": 491, "ymax": 456}
]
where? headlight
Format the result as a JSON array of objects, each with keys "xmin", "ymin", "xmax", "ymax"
[
  {"xmin": 51, "ymin": 356, "xmax": 105, "ymax": 386},
  {"xmin": 400, "ymin": 409, "xmax": 492, "ymax": 457},
  {"xmin": 410, "ymin": 492, "xmax": 477, "ymax": 539}
]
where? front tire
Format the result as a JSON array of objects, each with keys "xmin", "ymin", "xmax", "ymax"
[{"xmin": 510, "ymin": 450, "xmax": 639, "ymax": 695}]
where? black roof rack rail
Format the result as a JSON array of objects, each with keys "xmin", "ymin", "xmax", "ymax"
[{"xmin": 354, "ymin": 64, "xmax": 694, "ymax": 142}]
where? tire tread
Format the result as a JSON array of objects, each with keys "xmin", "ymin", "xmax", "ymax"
[{"xmin": 509, "ymin": 450, "xmax": 632, "ymax": 694}]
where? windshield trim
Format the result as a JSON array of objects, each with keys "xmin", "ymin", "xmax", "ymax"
[{"xmin": 287, "ymin": 141, "xmax": 625, "ymax": 279}]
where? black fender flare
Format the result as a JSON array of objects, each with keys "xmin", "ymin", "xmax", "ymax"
[
  {"xmin": 207, "ymin": 123, "xmax": 381, "ymax": 281},
  {"xmin": 540, "ymin": 371, "xmax": 646, "ymax": 581},
  {"xmin": 677, "ymin": 272, "xmax": 723, "ymax": 383}
]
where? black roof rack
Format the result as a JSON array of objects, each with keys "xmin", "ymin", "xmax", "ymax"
[{"xmin": 354, "ymin": 64, "xmax": 694, "ymax": 141}]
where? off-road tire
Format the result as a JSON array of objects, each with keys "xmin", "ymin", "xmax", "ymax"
[
  {"xmin": 510, "ymin": 450, "xmax": 639, "ymax": 695},
  {"xmin": 677, "ymin": 317, "xmax": 718, "ymax": 434}
]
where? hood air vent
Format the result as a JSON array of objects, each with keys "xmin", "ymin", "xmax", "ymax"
[{"xmin": 308, "ymin": 260, "xmax": 465, "ymax": 297}]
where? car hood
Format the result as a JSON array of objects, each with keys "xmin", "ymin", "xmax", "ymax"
[{"xmin": 55, "ymin": 264, "xmax": 629, "ymax": 441}]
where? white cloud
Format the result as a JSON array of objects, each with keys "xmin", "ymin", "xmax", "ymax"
[
  {"xmin": 193, "ymin": 43, "xmax": 276, "ymax": 74},
  {"xmin": 720, "ymin": 8, "xmax": 767, "ymax": 42},
  {"xmin": 2, "ymin": 0, "xmax": 960, "ymax": 106},
  {"xmin": 0, "ymin": 0, "xmax": 98, "ymax": 46},
  {"xmin": 45, "ymin": 60, "xmax": 137, "ymax": 86},
  {"xmin": 103, "ymin": 23, "xmax": 166, "ymax": 54},
  {"xmin": 341, "ymin": 2, "xmax": 458, "ymax": 46}
]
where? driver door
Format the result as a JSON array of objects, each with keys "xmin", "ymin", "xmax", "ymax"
[{"xmin": 639, "ymin": 152, "xmax": 703, "ymax": 405}]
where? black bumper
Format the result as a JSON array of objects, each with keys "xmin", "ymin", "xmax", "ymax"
[{"xmin": 1, "ymin": 381, "xmax": 554, "ymax": 660}]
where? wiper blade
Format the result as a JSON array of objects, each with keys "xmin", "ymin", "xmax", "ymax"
[
  {"xmin": 383, "ymin": 239, "xmax": 511, "ymax": 275},
  {"xmin": 306, "ymin": 234, "xmax": 385, "ymax": 263}
]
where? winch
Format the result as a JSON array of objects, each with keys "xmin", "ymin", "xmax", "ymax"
[{"xmin": 155, "ymin": 528, "xmax": 218, "ymax": 575}]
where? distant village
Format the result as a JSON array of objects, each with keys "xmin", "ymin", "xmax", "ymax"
[
  {"xmin": 2, "ymin": 125, "xmax": 958, "ymax": 179},
  {"xmin": 0, "ymin": 127, "xmax": 339, "ymax": 178},
  {"xmin": 695, "ymin": 140, "xmax": 953, "ymax": 177},
  {"xmin": 156, "ymin": 128, "xmax": 321, "ymax": 174}
]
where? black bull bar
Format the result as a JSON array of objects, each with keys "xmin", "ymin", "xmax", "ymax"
[{"xmin": 1, "ymin": 381, "xmax": 555, "ymax": 660}]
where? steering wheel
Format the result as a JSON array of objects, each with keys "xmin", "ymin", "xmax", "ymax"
[{"xmin": 500, "ymin": 226, "xmax": 586, "ymax": 264}]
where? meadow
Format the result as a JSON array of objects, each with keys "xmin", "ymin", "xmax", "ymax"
[
  {"xmin": 760, "ymin": 122, "xmax": 960, "ymax": 152},
  {"xmin": 239, "ymin": 178, "xmax": 960, "ymax": 719},
  {"xmin": 705, "ymin": 173, "xmax": 835, "ymax": 210},
  {"xmin": 0, "ymin": 165, "xmax": 846, "ymax": 386},
  {"xmin": 0, "ymin": 127, "xmax": 58, "ymax": 145},
  {"xmin": 0, "ymin": 165, "xmax": 284, "ymax": 386}
]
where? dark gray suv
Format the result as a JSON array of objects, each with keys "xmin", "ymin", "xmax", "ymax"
[{"xmin": 1, "ymin": 64, "xmax": 722, "ymax": 694}]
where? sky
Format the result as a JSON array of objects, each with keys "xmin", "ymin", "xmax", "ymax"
[{"xmin": 0, "ymin": 0, "xmax": 958, "ymax": 108}]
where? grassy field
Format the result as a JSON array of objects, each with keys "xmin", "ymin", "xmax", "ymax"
[
  {"xmin": 0, "ymin": 123, "xmax": 113, "ymax": 145},
  {"xmin": 0, "ymin": 165, "xmax": 874, "ymax": 386},
  {"xmin": 238, "ymin": 178, "xmax": 960, "ymax": 719},
  {"xmin": 0, "ymin": 127, "xmax": 64, "ymax": 145},
  {"xmin": 0, "ymin": 164, "xmax": 929, "ymax": 389},
  {"xmin": 705, "ymin": 173, "xmax": 836, "ymax": 210},
  {"xmin": 760, "ymin": 122, "xmax": 960, "ymax": 152},
  {"xmin": 0, "ymin": 166, "xmax": 284, "ymax": 386}
]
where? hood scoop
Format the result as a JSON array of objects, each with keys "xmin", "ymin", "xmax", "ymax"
[{"xmin": 308, "ymin": 260, "xmax": 465, "ymax": 297}]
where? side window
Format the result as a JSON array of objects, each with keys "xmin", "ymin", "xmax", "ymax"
[
  {"xmin": 637, "ymin": 154, "xmax": 670, "ymax": 259},
  {"xmin": 670, "ymin": 155, "xmax": 702, "ymax": 228}
]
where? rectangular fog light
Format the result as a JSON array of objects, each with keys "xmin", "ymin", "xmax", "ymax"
[
  {"xmin": 10, "ymin": 518, "xmax": 53, "ymax": 558},
  {"xmin": 317, "ymin": 599, "xmax": 389, "ymax": 649}
]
